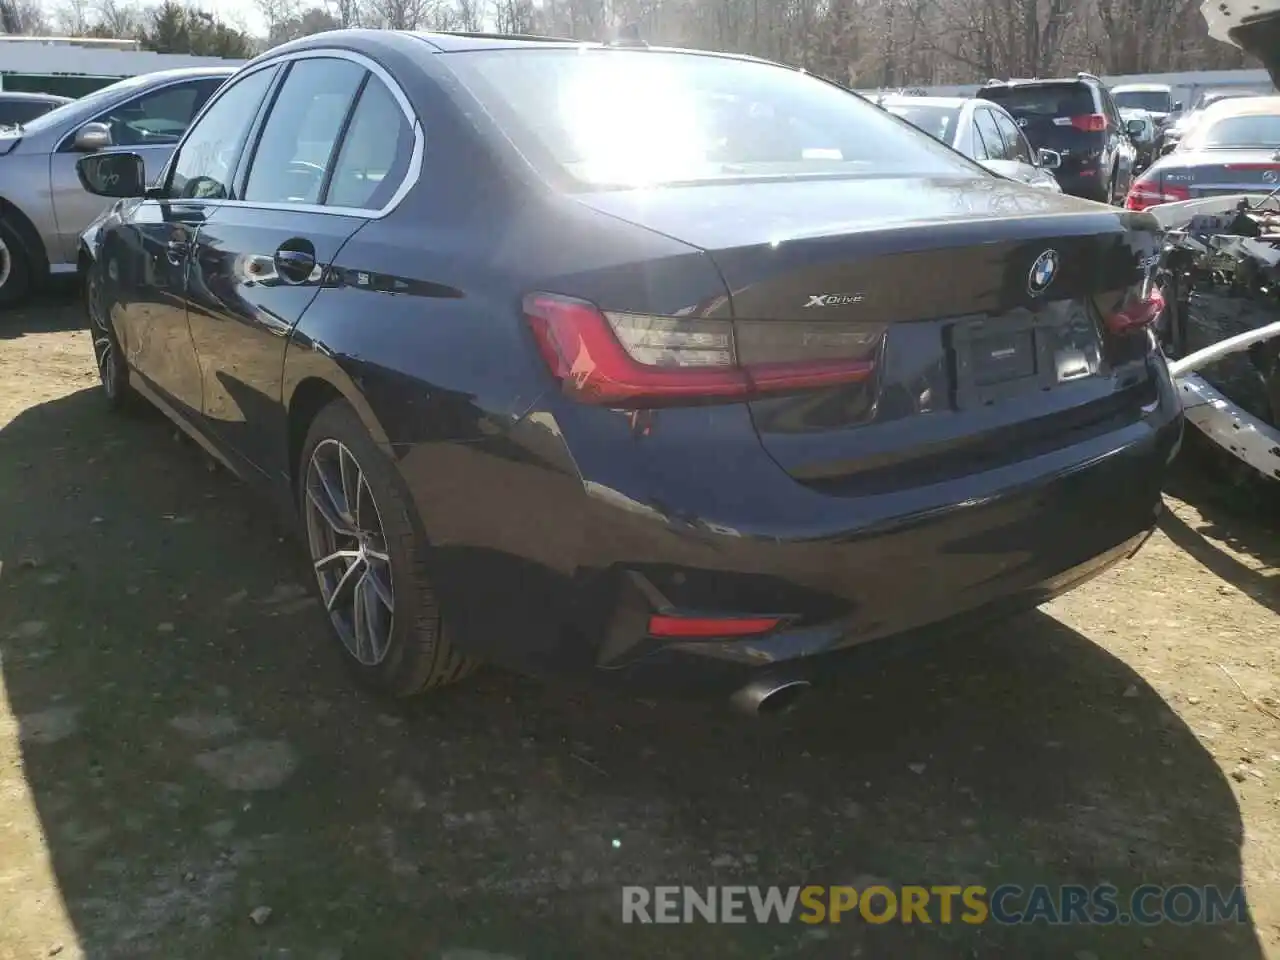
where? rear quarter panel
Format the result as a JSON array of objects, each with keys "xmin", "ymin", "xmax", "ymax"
[{"xmin": 280, "ymin": 63, "xmax": 731, "ymax": 660}]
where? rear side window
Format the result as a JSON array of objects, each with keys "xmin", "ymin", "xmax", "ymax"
[
  {"xmin": 244, "ymin": 58, "xmax": 366, "ymax": 205},
  {"xmin": 980, "ymin": 83, "xmax": 1094, "ymax": 118},
  {"xmin": 447, "ymin": 48, "xmax": 979, "ymax": 189},
  {"xmin": 325, "ymin": 76, "xmax": 414, "ymax": 209}
]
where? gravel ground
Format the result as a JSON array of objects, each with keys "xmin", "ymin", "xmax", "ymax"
[{"xmin": 1, "ymin": 293, "xmax": 1278, "ymax": 960}]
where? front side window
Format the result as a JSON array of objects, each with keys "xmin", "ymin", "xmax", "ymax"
[
  {"xmin": 325, "ymin": 76, "xmax": 414, "ymax": 209},
  {"xmin": 244, "ymin": 58, "xmax": 366, "ymax": 205},
  {"xmin": 975, "ymin": 110, "xmax": 1008, "ymax": 160},
  {"xmin": 168, "ymin": 66, "xmax": 280, "ymax": 200},
  {"xmin": 447, "ymin": 49, "xmax": 980, "ymax": 189},
  {"xmin": 92, "ymin": 78, "xmax": 222, "ymax": 147},
  {"xmin": 993, "ymin": 111, "xmax": 1032, "ymax": 162}
]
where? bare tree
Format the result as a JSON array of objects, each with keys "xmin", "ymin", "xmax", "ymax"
[
  {"xmin": 329, "ymin": 0, "xmax": 362, "ymax": 26},
  {"xmin": 452, "ymin": 0, "xmax": 485, "ymax": 30},
  {"xmin": 256, "ymin": 0, "xmax": 301, "ymax": 37},
  {"xmin": 364, "ymin": 0, "xmax": 438, "ymax": 28},
  {"xmin": 94, "ymin": 0, "xmax": 144, "ymax": 35},
  {"xmin": 56, "ymin": 0, "xmax": 92, "ymax": 34},
  {"xmin": 0, "ymin": 0, "xmax": 46, "ymax": 33}
]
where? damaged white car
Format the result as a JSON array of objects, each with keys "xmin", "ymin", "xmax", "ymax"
[{"xmin": 1144, "ymin": 0, "xmax": 1280, "ymax": 485}]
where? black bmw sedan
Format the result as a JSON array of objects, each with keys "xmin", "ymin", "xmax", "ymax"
[{"xmin": 76, "ymin": 30, "xmax": 1182, "ymax": 712}]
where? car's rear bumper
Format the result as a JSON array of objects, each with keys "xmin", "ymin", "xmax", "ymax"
[
  {"xmin": 1056, "ymin": 168, "xmax": 1108, "ymax": 200},
  {"xmin": 404, "ymin": 355, "xmax": 1182, "ymax": 696}
]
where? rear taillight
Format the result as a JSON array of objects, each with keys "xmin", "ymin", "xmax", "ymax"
[
  {"xmin": 1123, "ymin": 174, "xmax": 1190, "ymax": 211},
  {"xmin": 1054, "ymin": 113, "xmax": 1107, "ymax": 132},
  {"xmin": 522, "ymin": 293, "xmax": 882, "ymax": 407},
  {"xmin": 1104, "ymin": 283, "xmax": 1165, "ymax": 335}
]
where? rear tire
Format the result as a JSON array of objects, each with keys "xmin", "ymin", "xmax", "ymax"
[
  {"xmin": 298, "ymin": 400, "xmax": 477, "ymax": 697},
  {"xmin": 0, "ymin": 217, "xmax": 32, "ymax": 307}
]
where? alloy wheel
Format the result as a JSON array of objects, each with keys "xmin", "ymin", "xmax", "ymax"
[
  {"xmin": 86, "ymin": 264, "xmax": 117, "ymax": 397},
  {"xmin": 303, "ymin": 438, "xmax": 396, "ymax": 666},
  {"xmin": 0, "ymin": 234, "xmax": 11, "ymax": 292}
]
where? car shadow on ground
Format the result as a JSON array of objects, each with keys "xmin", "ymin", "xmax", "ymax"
[
  {"xmin": 1161, "ymin": 452, "xmax": 1280, "ymax": 618},
  {"xmin": 0, "ymin": 387, "xmax": 1265, "ymax": 960},
  {"xmin": 0, "ymin": 284, "xmax": 84, "ymax": 338}
]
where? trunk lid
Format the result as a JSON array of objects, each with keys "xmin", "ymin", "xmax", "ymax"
[
  {"xmin": 575, "ymin": 177, "xmax": 1158, "ymax": 492},
  {"xmin": 1157, "ymin": 150, "xmax": 1280, "ymax": 199}
]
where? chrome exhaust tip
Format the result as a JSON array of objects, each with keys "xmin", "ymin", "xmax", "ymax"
[{"xmin": 730, "ymin": 678, "xmax": 813, "ymax": 717}]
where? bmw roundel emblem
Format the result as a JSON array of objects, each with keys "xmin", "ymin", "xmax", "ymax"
[{"xmin": 1028, "ymin": 249, "xmax": 1059, "ymax": 297}]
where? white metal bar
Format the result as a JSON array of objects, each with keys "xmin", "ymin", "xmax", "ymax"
[
  {"xmin": 1175, "ymin": 373, "xmax": 1280, "ymax": 479},
  {"xmin": 1168, "ymin": 318, "xmax": 1280, "ymax": 377}
]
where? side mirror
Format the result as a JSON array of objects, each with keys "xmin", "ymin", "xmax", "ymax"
[
  {"xmin": 1173, "ymin": 100, "xmax": 1183, "ymax": 111},
  {"xmin": 1036, "ymin": 148, "xmax": 1062, "ymax": 170},
  {"xmin": 1126, "ymin": 118, "xmax": 1146, "ymax": 138},
  {"xmin": 71, "ymin": 122, "xmax": 112, "ymax": 152},
  {"xmin": 76, "ymin": 152, "xmax": 147, "ymax": 198}
]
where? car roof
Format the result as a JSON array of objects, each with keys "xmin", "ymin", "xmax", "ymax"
[
  {"xmin": 265, "ymin": 27, "xmax": 781, "ymax": 70},
  {"xmin": 133, "ymin": 65, "xmax": 238, "ymax": 80},
  {"xmin": 880, "ymin": 95, "xmax": 969, "ymax": 108},
  {"xmin": 1200, "ymin": 94, "xmax": 1280, "ymax": 118},
  {"xmin": 983, "ymin": 76, "xmax": 1091, "ymax": 87},
  {"xmin": 1111, "ymin": 83, "xmax": 1171, "ymax": 93}
]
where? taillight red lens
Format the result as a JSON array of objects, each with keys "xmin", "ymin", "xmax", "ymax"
[
  {"xmin": 1123, "ymin": 177, "xmax": 1190, "ymax": 211},
  {"xmin": 1104, "ymin": 284, "xmax": 1165, "ymax": 334},
  {"xmin": 522, "ymin": 293, "xmax": 880, "ymax": 407},
  {"xmin": 1069, "ymin": 113, "xmax": 1107, "ymax": 133},
  {"xmin": 647, "ymin": 614, "xmax": 783, "ymax": 638}
]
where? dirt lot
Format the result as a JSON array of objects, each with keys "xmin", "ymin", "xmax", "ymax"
[{"xmin": 1, "ymin": 293, "xmax": 1279, "ymax": 960}]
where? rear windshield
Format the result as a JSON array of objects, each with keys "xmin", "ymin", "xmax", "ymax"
[
  {"xmin": 1113, "ymin": 90, "xmax": 1171, "ymax": 112},
  {"xmin": 1192, "ymin": 114, "xmax": 1280, "ymax": 149},
  {"xmin": 884, "ymin": 104, "xmax": 960, "ymax": 145},
  {"xmin": 446, "ymin": 49, "xmax": 980, "ymax": 189},
  {"xmin": 979, "ymin": 83, "xmax": 1094, "ymax": 118}
]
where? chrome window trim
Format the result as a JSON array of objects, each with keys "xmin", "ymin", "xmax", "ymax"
[
  {"xmin": 55, "ymin": 73, "xmax": 231, "ymax": 155},
  {"xmin": 158, "ymin": 48, "xmax": 423, "ymax": 220}
]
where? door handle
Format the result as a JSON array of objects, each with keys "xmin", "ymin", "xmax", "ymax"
[
  {"xmin": 274, "ymin": 240, "xmax": 316, "ymax": 284},
  {"xmin": 166, "ymin": 240, "xmax": 188, "ymax": 266}
]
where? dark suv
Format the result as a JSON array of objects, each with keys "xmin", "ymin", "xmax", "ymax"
[{"xmin": 979, "ymin": 73, "xmax": 1137, "ymax": 204}]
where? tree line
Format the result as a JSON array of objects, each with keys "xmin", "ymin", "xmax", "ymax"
[{"xmin": 0, "ymin": 0, "xmax": 1255, "ymax": 85}]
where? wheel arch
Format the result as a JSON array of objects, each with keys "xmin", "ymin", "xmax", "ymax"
[
  {"xmin": 0, "ymin": 196, "xmax": 50, "ymax": 281},
  {"xmin": 283, "ymin": 357, "xmax": 396, "ymax": 497}
]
